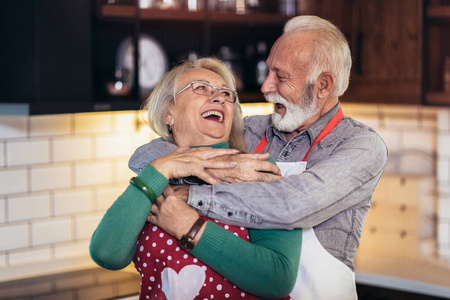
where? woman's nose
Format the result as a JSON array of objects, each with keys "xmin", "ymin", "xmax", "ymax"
[{"xmin": 211, "ymin": 89, "xmax": 226, "ymax": 104}]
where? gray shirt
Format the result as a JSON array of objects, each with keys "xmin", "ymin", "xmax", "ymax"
[{"xmin": 129, "ymin": 103, "xmax": 388, "ymax": 271}]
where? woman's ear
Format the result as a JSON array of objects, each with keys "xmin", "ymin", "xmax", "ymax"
[
  {"xmin": 316, "ymin": 72, "xmax": 334, "ymax": 99},
  {"xmin": 163, "ymin": 106, "xmax": 174, "ymax": 126}
]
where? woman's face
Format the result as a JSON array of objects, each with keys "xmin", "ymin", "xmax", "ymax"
[{"xmin": 166, "ymin": 68, "xmax": 235, "ymax": 147}]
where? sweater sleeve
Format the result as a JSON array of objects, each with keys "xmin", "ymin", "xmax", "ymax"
[
  {"xmin": 89, "ymin": 164, "xmax": 168, "ymax": 270},
  {"xmin": 192, "ymin": 223, "xmax": 302, "ymax": 298}
]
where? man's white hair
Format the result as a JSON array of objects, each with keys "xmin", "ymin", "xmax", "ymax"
[{"xmin": 283, "ymin": 15, "xmax": 352, "ymax": 97}]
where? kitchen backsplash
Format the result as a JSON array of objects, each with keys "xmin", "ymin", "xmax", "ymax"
[{"xmin": 0, "ymin": 103, "xmax": 449, "ymax": 282}]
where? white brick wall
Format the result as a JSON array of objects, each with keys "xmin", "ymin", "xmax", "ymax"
[
  {"xmin": 0, "ymin": 197, "xmax": 5, "ymax": 223},
  {"xmin": 0, "ymin": 141, "xmax": 5, "ymax": 167},
  {"xmin": 0, "ymin": 105, "xmax": 449, "ymax": 282},
  {"xmin": 31, "ymin": 217, "xmax": 73, "ymax": 247},
  {"xmin": 8, "ymin": 246, "xmax": 52, "ymax": 266},
  {"xmin": 75, "ymin": 212, "xmax": 104, "ymax": 240},
  {"xmin": 0, "ymin": 223, "xmax": 29, "ymax": 251},
  {"xmin": 29, "ymin": 114, "xmax": 71, "ymax": 137},
  {"xmin": 30, "ymin": 163, "xmax": 71, "ymax": 192},
  {"xmin": 74, "ymin": 161, "xmax": 114, "ymax": 187},
  {"xmin": 437, "ymin": 109, "xmax": 450, "ymax": 262},
  {"xmin": 53, "ymin": 189, "xmax": 93, "ymax": 216},
  {"xmin": 0, "ymin": 116, "xmax": 28, "ymax": 139},
  {"xmin": 0, "ymin": 110, "xmax": 153, "ymax": 281},
  {"xmin": 7, "ymin": 193, "xmax": 51, "ymax": 222},
  {"xmin": 0, "ymin": 168, "xmax": 28, "ymax": 195},
  {"xmin": 53, "ymin": 136, "xmax": 93, "ymax": 162},
  {"xmin": 6, "ymin": 139, "xmax": 50, "ymax": 166}
]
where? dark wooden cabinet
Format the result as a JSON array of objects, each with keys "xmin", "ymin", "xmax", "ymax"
[
  {"xmin": 92, "ymin": 1, "xmax": 290, "ymax": 106},
  {"xmin": 299, "ymin": 0, "xmax": 423, "ymax": 104},
  {"xmin": 424, "ymin": 0, "xmax": 450, "ymax": 105},
  {"xmin": 353, "ymin": 0, "xmax": 422, "ymax": 104},
  {"xmin": 2, "ymin": 0, "xmax": 449, "ymax": 115},
  {"xmin": 1, "ymin": 0, "xmax": 93, "ymax": 114}
]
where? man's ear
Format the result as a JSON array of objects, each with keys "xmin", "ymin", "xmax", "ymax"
[{"xmin": 317, "ymin": 72, "xmax": 334, "ymax": 99}]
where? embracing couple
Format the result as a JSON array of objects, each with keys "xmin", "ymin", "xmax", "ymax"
[{"xmin": 91, "ymin": 15, "xmax": 387, "ymax": 300}]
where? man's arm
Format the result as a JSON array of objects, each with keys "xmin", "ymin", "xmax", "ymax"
[
  {"xmin": 129, "ymin": 138, "xmax": 177, "ymax": 174},
  {"xmin": 188, "ymin": 131, "xmax": 387, "ymax": 229},
  {"xmin": 129, "ymin": 138, "xmax": 281, "ymax": 182}
]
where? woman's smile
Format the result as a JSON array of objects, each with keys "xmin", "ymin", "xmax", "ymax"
[{"xmin": 201, "ymin": 109, "xmax": 224, "ymax": 123}]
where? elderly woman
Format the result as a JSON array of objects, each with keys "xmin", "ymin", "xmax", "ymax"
[{"xmin": 90, "ymin": 57, "xmax": 302, "ymax": 300}]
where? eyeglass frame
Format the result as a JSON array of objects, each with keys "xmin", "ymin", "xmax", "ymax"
[{"xmin": 175, "ymin": 80, "xmax": 238, "ymax": 103}]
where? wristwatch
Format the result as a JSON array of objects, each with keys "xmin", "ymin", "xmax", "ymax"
[{"xmin": 179, "ymin": 218, "xmax": 206, "ymax": 251}]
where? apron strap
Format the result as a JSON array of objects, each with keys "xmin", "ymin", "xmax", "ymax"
[
  {"xmin": 254, "ymin": 108, "xmax": 344, "ymax": 162},
  {"xmin": 302, "ymin": 107, "xmax": 343, "ymax": 161},
  {"xmin": 254, "ymin": 136, "xmax": 268, "ymax": 153}
]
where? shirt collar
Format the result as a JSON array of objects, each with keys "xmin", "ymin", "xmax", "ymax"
[
  {"xmin": 191, "ymin": 142, "xmax": 229, "ymax": 149},
  {"xmin": 265, "ymin": 102, "xmax": 341, "ymax": 145}
]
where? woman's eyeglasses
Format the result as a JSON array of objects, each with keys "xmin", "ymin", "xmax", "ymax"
[{"xmin": 175, "ymin": 81, "xmax": 237, "ymax": 103}]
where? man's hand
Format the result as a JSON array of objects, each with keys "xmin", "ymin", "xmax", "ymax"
[
  {"xmin": 206, "ymin": 153, "xmax": 283, "ymax": 183},
  {"xmin": 172, "ymin": 185, "xmax": 189, "ymax": 203},
  {"xmin": 147, "ymin": 186, "xmax": 201, "ymax": 240}
]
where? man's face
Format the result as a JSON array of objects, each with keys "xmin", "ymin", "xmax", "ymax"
[
  {"xmin": 261, "ymin": 32, "xmax": 319, "ymax": 132},
  {"xmin": 265, "ymin": 83, "xmax": 318, "ymax": 132}
]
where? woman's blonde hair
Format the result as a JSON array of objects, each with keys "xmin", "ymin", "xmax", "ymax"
[{"xmin": 142, "ymin": 57, "xmax": 247, "ymax": 152}]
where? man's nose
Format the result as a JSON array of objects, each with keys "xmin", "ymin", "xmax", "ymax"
[{"xmin": 261, "ymin": 72, "xmax": 277, "ymax": 94}]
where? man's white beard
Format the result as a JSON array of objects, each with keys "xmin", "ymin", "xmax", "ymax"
[{"xmin": 265, "ymin": 83, "xmax": 318, "ymax": 132}]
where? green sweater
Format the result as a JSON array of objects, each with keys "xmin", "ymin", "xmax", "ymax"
[{"xmin": 90, "ymin": 143, "xmax": 302, "ymax": 298}]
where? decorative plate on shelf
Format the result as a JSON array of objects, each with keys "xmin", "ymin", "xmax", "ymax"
[{"xmin": 116, "ymin": 34, "xmax": 168, "ymax": 96}]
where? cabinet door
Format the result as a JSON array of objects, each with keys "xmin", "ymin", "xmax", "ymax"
[{"xmin": 353, "ymin": 0, "xmax": 422, "ymax": 104}]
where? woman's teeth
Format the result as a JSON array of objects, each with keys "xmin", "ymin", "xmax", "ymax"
[{"xmin": 201, "ymin": 110, "xmax": 224, "ymax": 123}]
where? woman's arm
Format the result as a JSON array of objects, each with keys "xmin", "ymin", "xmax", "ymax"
[
  {"xmin": 89, "ymin": 165, "xmax": 168, "ymax": 270},
  {"xmin": 90, "ymin": 148, "xmax": 238, "ymax": 269},
  {"xmin": 193, "ymin": 223, "xmax": 302, "ymax": 298},
  {"xmin": 150, "ymin": 190, "xmax": 302, "ymax": 299}
]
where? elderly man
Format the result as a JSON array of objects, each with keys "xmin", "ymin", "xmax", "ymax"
[{"xmin": 130, "ymin": 15, "xmax": 387, "ymax": 299}]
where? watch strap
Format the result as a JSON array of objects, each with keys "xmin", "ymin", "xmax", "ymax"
[
  {"xmin": 186, "ymin": 218, "xmax": 206, "ymax": 240},
  {"xmin": 179, "ymin": 218, "xmax": 205, "ymax": 251}
]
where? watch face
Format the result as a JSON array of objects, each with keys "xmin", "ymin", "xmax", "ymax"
[
  {"xmin": 179, "ymin": 235, "xmax": 195, "ymax": 251},
  {"xmin": 116, "ymin": 34, "xmax": 168, "ymax": 96}
]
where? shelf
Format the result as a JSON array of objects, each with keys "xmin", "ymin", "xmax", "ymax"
[
  {"xmin": 101, "ymin": 4, "xmax": 136, "ymax": 18},
  {"xmin": 102, "ymin": 5, "xmax": 206, "ymax": 21},
  {"xmin": 426, "ymin": 91, "xmax": 450, "ymax": 105},
  {"xmin": 100, "ymin": 5, "xmax": 289, "ymax": 24},
  {"xmin": 427, "ymin": 5, "xmax": 450, "ymax": 20},
  {"xmin": 140, "ymin": 8, "xmax": 205, "ymax": 21},
  {"xmin": 28, "ymin": 100, "xmax": 142, "ymax": 115},
  {"xmin": 209, "ymin": 11, "xmax": 289, "ymax": 25}
]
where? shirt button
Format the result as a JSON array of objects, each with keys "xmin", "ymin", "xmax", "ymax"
[
  {"xmin": 228, "ymin": 212, "xmax": 233, "ymax": 217},
  {"xmin": 198, "ymin": 201, "xmax": 203, "ymax": 206}
]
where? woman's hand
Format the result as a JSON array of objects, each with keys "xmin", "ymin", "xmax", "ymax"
[
  {"xmin": 147, "ymin": 186, "xmax": 205, "ymax": 241},
  {"xmin": 151, "ymin": 147, "xmax": 239, "ymax": 184},
  {"xmin": 205, "ymin": 153, "xmax": 283, "ymax": 183}
]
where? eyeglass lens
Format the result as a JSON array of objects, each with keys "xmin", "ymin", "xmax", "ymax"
[{"xmin": 191, "ymin": 82, "xmax": 235, "ymax": 103}]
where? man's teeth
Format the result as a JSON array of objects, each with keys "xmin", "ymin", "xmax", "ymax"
[{"xmin": 201, "ymin": 111, "xmax": 223, "ymax": 123}]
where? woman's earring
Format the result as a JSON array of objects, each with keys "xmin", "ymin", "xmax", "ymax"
[{"xmin": 168, "ymin": 125, "xmax": 173, "ymax": 134}]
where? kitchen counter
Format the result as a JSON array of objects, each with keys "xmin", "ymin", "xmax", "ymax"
[
  {"xmin": 355, "ymin": 251, "xmax": 450, "ymax": 298},
  {"xmin": 0, "ymin": 267, "xmax": 140, "ymax": 300}
]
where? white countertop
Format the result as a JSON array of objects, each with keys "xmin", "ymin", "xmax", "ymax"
[{"xmin": 355, "ymin": 252, "xmax": 450, "ymax": 298}]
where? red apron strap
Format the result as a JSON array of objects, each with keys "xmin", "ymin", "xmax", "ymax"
[
  {"xmin": 253, "ymin": 107, "xmax": 344, "ymax": 162},
  {"xmin": 254, "ymin": 136, "xmax": 268, "ymax": 153},
  {"xmin": 302, "ymin": 107, "xmax": 343, "ymax": 161}
]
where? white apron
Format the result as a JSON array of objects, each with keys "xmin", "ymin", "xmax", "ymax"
[{"xmin": 277, "ymin": 162, "xmax": 357, "ymax": 300}]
